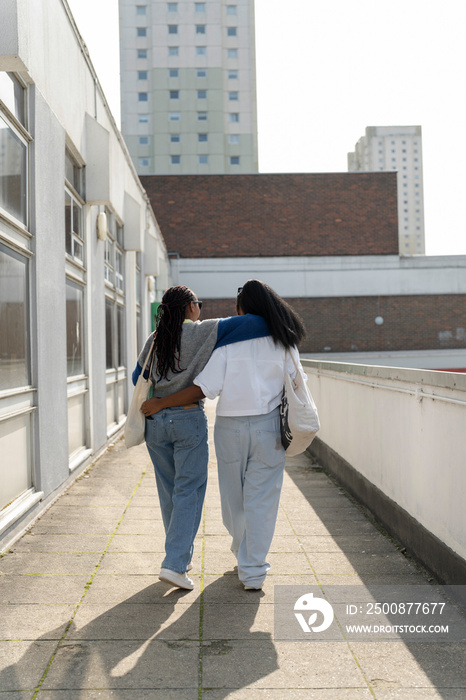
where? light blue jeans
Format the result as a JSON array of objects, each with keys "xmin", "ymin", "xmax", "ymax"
[
  {"xmin": 145, "ymin": 405, "xmax": 208, "ymax": 574},
  {"xmin": 214, "ymin": 406, "xmax": 286, "ymax": 588}
]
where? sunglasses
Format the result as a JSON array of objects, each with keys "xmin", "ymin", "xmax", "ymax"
[
  {"xmin": 237, "ymin": 287, "xmax": 243, "ymax": 295},
  {"xmin": 193, "ymin": 300, "xmax": 203, "ymax": 310}
]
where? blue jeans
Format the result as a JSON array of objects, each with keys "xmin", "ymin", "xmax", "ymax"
[
  {"xmin": 214, "ymin": 406, "xmax": 286, "ymax": 588},
  {"xmin": 145, "ymin": 405, "xmax": 208, "ymax": 573}
]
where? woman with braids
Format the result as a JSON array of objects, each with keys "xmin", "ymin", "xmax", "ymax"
[
  {"xmin": 146, "ymin": 280, "xmax": 307, "ymax": 591},
  {"xmin": 133, "ymin": 285, "xmax": 270, "ymax": 590}
]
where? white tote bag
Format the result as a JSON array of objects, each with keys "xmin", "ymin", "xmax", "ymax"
[
  {"xmin": 279, "ymin": 350, "xmax": 320, "ymax": 457},
  {"xmin": 124, "ymin": 339, "xmax": 155, "ymax": 449}
]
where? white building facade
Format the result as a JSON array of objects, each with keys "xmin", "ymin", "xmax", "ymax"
[
  {"xmin": 348, "ymin": 126, "xmax": 425, "ymax": 256},
  {"xmin": 0, "ymin": 0, "xmax": 171, "ymax": 549},
  {"xmin": 119, "ymin": 0, "xmax": 259, "ymax": 174}
]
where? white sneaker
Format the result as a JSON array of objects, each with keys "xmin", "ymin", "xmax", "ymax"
[
  {"xmin": 244, "ymin": 585, "xmax": 262, "ymax": 591},
  {"xmin": 159, "ymin": 567, "xmax": 194, "ymax": 590}
]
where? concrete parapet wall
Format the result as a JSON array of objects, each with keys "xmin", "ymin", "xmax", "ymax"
[{"xmin": 303, "ymin": 360, "xmax": 466, "ymax": 583}]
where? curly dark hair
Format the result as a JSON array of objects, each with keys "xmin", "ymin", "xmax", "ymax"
[
  {"xmin": 237, "ymin": 279, "xmax": 306, "ymax": 349},
  {"xmin": 152, "ymin": 285, "xmax": 196, "ymax": 380}
]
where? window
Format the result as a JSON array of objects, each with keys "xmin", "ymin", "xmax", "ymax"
[
  {"xmin": 197, "ymin": 69, "xmax": 207, "ymax": 78},
  {"xmin": 139, "ymin": 114, "xmax": 149, "ymax": 123},
  {"xmin": 227, "ymin": 49, "xmax": 238, "ymax": 58},
  {"xmin": 228, "ymin": 134, "xmax": 239, "ymax": 144},
  {"xmin": 229, "ymin": 91, "xmax": 238, "ymax": 100},
  {"xmin": 168, "ymin": 24, "xmax": 178, "ymax": 33},
  {"xmin": 171, "ymin": 155, "xmax": 181, "ymax": 164},
  {"xmin": 229, "ymin": 113, "xmax": 239, "ymax": 122},
  {"xmin": 0, "ymin": 75, "xmax": 28, "ymax": 224},
  {"xmin": 0, "ymin": 243, "xmax": 29, "ymax": 390},
  {"xmin": 227, "ymin": 5, "xmax": 237, "ymax": 14},
  {"xmin": 137, "ymin": 49, "xmax": 148, "ymax": 58},
  {"xmin": 228, "ymin": 70, "xmax": 238, "ymax": 79},
  {"xmin": 170, "ymin": 134, "xmax": 180, "ymax": 142},
  {"xmin": 136, "ymin": 5, "xmax": 147, "ymax": 14},
  {"xmin": 197, "ymin": 90, "xmax": 207, "ymax": 99},
  {"xmin": 199, "ymin": 155, "xmax": 208, "ymax": 164},
  {"xmin": 227, "ymin": 27, "xmax": 237, "ymax": 36},
  {"xmin": 170, "ymin": 90, "xmax": 179, "ymax": 99},
  {"xmin": 139, "ymin": 136, "xmax": 149, "ymax": 145},
  {"xmin": 198, "ymin": 133, "xmax": 208, "ymax": 142},
  {"xmin": 168, "ymin": 46, "xmax": 179, "ymax": 56},
  {"xmin": 169, "ymin": 112, "xmax": 180, "ymax": 121},
  {"xmin": 0, "ymin": 72, "xmax": 26, "ymax": 125},
  {"xmin": 65, "ymin": 151, "xmax": 84, "ymax": 198},
  {"xmin": 66, "ymin": 280, "xmax": 84, "ymax": 378},
  {"xmin": 137, "ymin": 27, "xmax": 147, "ymax": 37},
  {"xmin": 65, "ymin": 154, "xmax": 84, "ymax": 264},
  {"xmin": 196, "ymin": 46, "xmax": 207, "ymax": 56},
  {"xmin": 196, "ymin": 24, "xmax": 206, "ymax": 33},
  {"xmin": 138, "ymin": 92, "xmax": 148, "ymax": 102},
  {"xmin": 197, "ymin": 112, "xmax": 207, "ymax": 120},
  {"xmin": 169, "ymin": 69, "xmax": 179, "ymax": 78},
  {"xmin": 138, "ymin": 71, "xmax": 148, "ymax": 80},
  {"xmin": 195, "ymin": 2, "xmax": 206, "ymax": 11},
  {"xmin": 230, "ymin": 156, "xmax": 240, "ymax": 165},
  {"xmin": 138, "ymin": 157, "xmax": 150, "ymax": 167},
  {"xmin": 168, "ymin": 2, "xmax": 177, "ymax": 10}
]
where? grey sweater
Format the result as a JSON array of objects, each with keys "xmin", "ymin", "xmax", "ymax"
[{"xmin": 137, "ymin": 319, "xmax": 219, "ymax": 398}]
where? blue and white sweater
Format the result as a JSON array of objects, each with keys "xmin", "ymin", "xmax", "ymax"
[{"xmin": 132, "ymin": 314, "xmax": 270, "ymax": 398}]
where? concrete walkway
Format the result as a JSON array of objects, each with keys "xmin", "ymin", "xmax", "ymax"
[{"xmin": 1, "ymin": 400, "xmax": 465, "ymax": 699}]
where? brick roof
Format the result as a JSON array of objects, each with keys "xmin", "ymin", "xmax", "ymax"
[{"xmin": 141, "ymin": 173, "xmax": 399, "ymax": 258}]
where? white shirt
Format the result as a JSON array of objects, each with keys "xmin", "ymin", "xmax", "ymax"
[{"xmin": 194, "ymin": 336, "xmax": 307, "ymax": 416}]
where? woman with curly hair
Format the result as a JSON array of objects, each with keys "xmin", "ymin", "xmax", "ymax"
[
  {"xmin": 133, "ymin": 285, "xmax": 269, "ymax": 590},
  {"xmin": 146, "ymin": 280, "xmax": 307, "ymax": 591}
]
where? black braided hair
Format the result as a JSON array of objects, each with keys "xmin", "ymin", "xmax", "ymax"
[
  {"xmin": 153, "ymin": 285, "xmax": 196, "ymax": 380},
  {"xmin": 237, "ymin": 279, "xmax": 306, "ymax": 349}
]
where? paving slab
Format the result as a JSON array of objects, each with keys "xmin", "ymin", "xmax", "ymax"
[
  {"xmin": 0, "ymin": 399, "xmax": 464, "ymax": 697},
  {"xmin": 69, "ymin": 602, "xmax": 201, "ymax": 641},
  {"xmin": 0, "ymin": 574, "xmax": 89, "ymax": 604},
  {"xmin": 83, "ymin": 575, "xmax": 198, "ymax": 605},
  {"xmin": 0, "ymin": 640, "xmax": 56, "ymax": 691},
  {"xmin": 202, "ymin": 639, "xmax": 367, "ymax": 689},
  {"xmin": 37, "ymin": 691, "xmax": 198, "ymax": 700},
  {"xmin": 41, "ymin": 639, "xmax": 200, "ymax": 690},
  {"xmin": 0, "ymin": 552, "xmax": 102, "ymax": 576},
  {"xmin": 13, "ymin": 533, "xmax": 111, "ymax": 553},
  {"xmin": 203, "ymin": 691, "xmax": 373, "ymax": 700},
  {"xmin": 0, "ymin": 604, "xmax": 76, "ymax": 639}
]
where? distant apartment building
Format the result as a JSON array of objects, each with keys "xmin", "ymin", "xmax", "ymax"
[
  {"xmin": 119, "ymin": 0, "xmax": 259, "ymax": 174},
  {"xmin": 348, "ymin": 126, "xmax": 425, "ymax": 256}
]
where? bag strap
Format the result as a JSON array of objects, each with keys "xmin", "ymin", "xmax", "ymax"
[
  {"xmin": 285, "ymin": 347, "xmax": 300, "ymax": 375},
  {"xmin": 140, "ymin": 336, "xmax": 156, "ymax": 379}
]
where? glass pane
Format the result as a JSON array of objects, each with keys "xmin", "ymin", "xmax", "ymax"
[
  {"xmin": 73, "ymin": 238, "xmax": 83, "ymax": 262},
  {"xmin": 72, "ymin": 200, "xmax": 81, "ymax": 237},
  {"xmin": 0, "ymin": 114, "xmax": 27, "ymax": 224},
  {"xmin": 116, "ymin": 250, "xmax": 124, "ymax": 292},
  {"xmin": 65, "ymin": 191, "xmax": 72, "ymax": 255},
  {"xmin": 68, "ymin": 393, "xmax": 85, "ymax": 456},
  {"xmin": 105, "ymin": 300, "xmax": 114, "ymax": 369},
  {"xmin": 0, "ymin": 413, "xmax": 32, "ymax": 510},
  {"xmin": 65, "ymin": 153, "xmax": 75, "ymax": 188},
  {"xmin": 66, "ymin": 281, "xmax": 84, "ymax": 377},
  {"xmin": 117, "ymin": 305, "xmax": 125, "ymax": 368},
  {"xmin": 117, "ymin": 379, "xmax": 126, "ymax": 421},
  {"xmin": 0, "ymin": 245, "xmax": 28, "ymax": 390},
  {"xmin": 0, "ymin": 73, "xmax": 25, "ymax": 125},
  {"xmin": 106, "ymin": 384, "xmax": 115, "ymax": 428},
  {"xmin": 136, "ymin": 267, "xmax": 141, "ymax": 306}
]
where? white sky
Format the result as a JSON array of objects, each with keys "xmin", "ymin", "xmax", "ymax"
[{"xmin": 67, "ymin": 0, "xmax": 466, "ymax": 256}]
